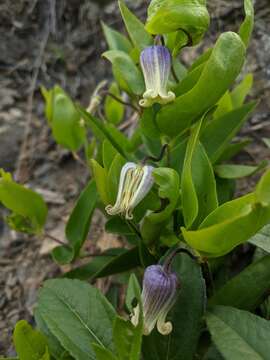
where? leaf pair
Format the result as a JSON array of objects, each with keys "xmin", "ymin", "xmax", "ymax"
[{"xmin": 182, "ymin": 170, "xmax": 270, "ymax": 257}]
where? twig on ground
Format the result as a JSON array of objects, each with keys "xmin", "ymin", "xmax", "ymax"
[{"xmin": 15, "ymin": 0, "xmax": 54, "ymax": 183}]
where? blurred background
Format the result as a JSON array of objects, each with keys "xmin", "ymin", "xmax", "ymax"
[{"xmin": 0, "ymin": 0, "xmax": 269, "ymax": 355}]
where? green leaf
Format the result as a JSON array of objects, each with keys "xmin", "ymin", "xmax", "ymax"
[
  {"xmin": 105, "ymin": 217, "xmax": 134, "ymax": 235},
  {"xmin": 35, "ymin": 309, "xmax": 73, "ymax": 360},
  {"xmin": 214, "ymin": 161, "xmax": 267, "ymax": 179},
  {"xmin": 78, "ymin": 107, "xmax": 128, "ymax": 159},
  {"xmin": 231, "ymin": 73, "xmax": 253, "ymax": 108},
  {"xmin": 65, "ymin": 247, "xmax": 140, "ymax": 280},
  {"xmin": 146, "ymin": 0, "xmax": 210, "ymax": 45},
  {"xmin": 105, "ymin": 83, "xmax": 125, "ymax": 125},
  {"xmin": 169, "ymin": 137, "xmax": 187, "ymax": 173},
  {"xmin": 126, "ymin": 273, "xmax": 141, "ymax": 309},
  {"xmin": 52, "ymin": 180, "xmax": 98, "ymax": 264},
  {"xmin": 249, "ymin": 224, "xmax": 270, "ymax": 253},
  {"xmin": 239, "ymin": 0, "xmax": 254, "ymax": 48},
  {"xmin": 206, "ymin": 306, "xmax": 270, "ymax": 360},
  {"xmin": 93, "ymin": 345, "xmax": 117, "ymax": 360},
  {"xmin": 13, "ymin": 320, "xmax": 49, "ymax": 360},
  {"xmin": 0, "ymin": 170, "xmax": 47, "ymax": 234},
  {"xmin": 103, "ymin": 50, "xmax": 144, "ymax": 95},
  {"xmin": 216, "ymin": 177, "xmax": 235, "ymax": 205},
  {"xmin": 156, "ymin": 32, "xmax": 246, "ymax": 137},
  {"xmin": 113, "ymin": 316, "xmax": 142, "ymax": 360},
  {"xmin": 217, "ymin": 138, "xmax": 252, "ymax": 163},
  {"xmin": 209, "ymin": 255, "xmax": 270, "ymax": 310},
  {"xmin": 102, "ymin": 21, "xmax": 132, "ymax": 53},
  {"xmin": 201, "ymin": 101, "xmax": 257, "ymax": 163},
  {"xmin": 214, "ymin": 91, "xmax": 233, "ymax": 119},
  {"xmin": 107, "ymin": 153, "xmax": 126, "ymax": 204},
  {"xmin": 181, "ymin": 182, "xmax": 270, "ymax": 257},
  {"xmin": 42, "ymin": 86, "xmax": 86, "ymax": 151},
  {"xmin": 173, "ymin": 63, "xmax": 204, "ymax": 97},
  {"xmin": 102, "ymin": 139, "xmax": 118, "ymax": 171},
  {"xmin": 36, "ymin": 279, "xmax": 116, "ymax": 360},
  {"xmin": 255, "ymin": 168, "xmax": 270, "ymax": 206},
  {"xmin": 91, "ymin": 159, "xmax": 110, "ymax": 205},
  {"xmin": 263, "ymin": 138, "xmax": 270, "ymax": 149},
  {"xmin": 181, "ymin": 120, "xmax": 218, "ymax": 228},
  {"xmin": 118, "ymin": 0, "xmax": 152, "ymax": 50},
  {"xmin": 104, "ymin": 124, "xmax": 131, "ymax": 153},
  {"xmin": 189, "ymin": 48, "xmax": 212, "ymax": 72},
  {"xmin": 150, "ymin": 167, "xmax": 180, "ymax": 223},
  {"xmin": 140, "ymin": 108, "xmax": 160, "ymax": 139},
  {"xmin": 66, "ymin": 179, "xmax": 97, "ymax": 256},
  {"xmin": 141, "ymin": 168, "xmax": 180, "ymax": 245},
  {"xmin": 142, "ymin": 253, "xmax": 206, "ymax": 360}
]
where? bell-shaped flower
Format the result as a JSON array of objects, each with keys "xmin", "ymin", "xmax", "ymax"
[
  {"xmin": 131, "ymin": 264, "xmax": 179, "ymax": 336},
  {"xmin": 105, "ymin": 162, "xmax": 154, "ymax": 220},
  {"xmin": 139, "ymin": 45, "xmax": 175, "ymax": 108}
]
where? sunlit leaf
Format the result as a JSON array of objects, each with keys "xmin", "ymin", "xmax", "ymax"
[
  {"xmin": 105, "ymin": 83, "xmax": 125, "ymax": 125},
  {"xmin": 239, "ymin": 0, "xmax": 254, "ymax": 47},
  {"xmin": 0, "ymin": 170, "xmax": 47, "ymax": 234},
  {"xmin": 13, "ymin": 320, "xmax": 49, "ymax": 360},
  {"xmin": 146, "ymin": 0, "xmax": 210, "ymax": 45},
  {"xmin": 156, "ymin": 32, "xmax": 246, "ymax": 137},
  {"xmin": 42, "ymin": 86, "xmax": 86, "ymax": 151}
]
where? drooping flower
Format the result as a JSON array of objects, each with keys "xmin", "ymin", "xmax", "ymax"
[
  {"xmin": 139, "ymin": 45, "xmax": 175, "ymax": 108},
  {"xmin": 131, "ymin": 264, "xmax": 180, "ymax": 336},
  {"xmin": 105, "ymin": 162, "xmax": 154, "ymax": 220}
]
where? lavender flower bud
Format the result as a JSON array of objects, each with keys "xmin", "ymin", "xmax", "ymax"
[
  {"xmin": 131, "ymin": 264, "xmax": 179, "ymax": 336},
  {"xmin": 105, "ymin": 162, "xmax": 154, "ymax": 220},
  {"xmin": 139, "ymin": 45, "xmax": 175, "ymax": 108}
]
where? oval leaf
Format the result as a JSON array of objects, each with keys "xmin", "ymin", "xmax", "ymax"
[{"xmin": 36, "ymin": 279, "xmax": 116, "ymax": 360}]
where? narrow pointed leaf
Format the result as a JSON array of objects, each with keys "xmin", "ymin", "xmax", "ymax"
[
  {"xmin": 239, "ymin": 0, "xmax": 254, "ymax": 47},
  {"xmin": 102, "ymin": 21, "xmax": 132, "ymax": 53},
  {"xmin": 118, "ymin": 0, "xmax": 152, "ymax": 49}
]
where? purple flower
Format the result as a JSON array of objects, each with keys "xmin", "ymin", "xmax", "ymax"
[
  {"xmin": 139, "ymin": 45, "xmax": 175, "ymax": 108},
  {"xmin": 105, "ymin": 162, "xmax": 154, "ymax": 220},
  {"xmin": 131, "ymin": 264, "xmax": 179, "ymax": 335}
]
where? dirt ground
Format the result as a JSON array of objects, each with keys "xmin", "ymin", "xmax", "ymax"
[{"xmin": 0, "ymin": 0, "xmax": 270, "ymax": 356}]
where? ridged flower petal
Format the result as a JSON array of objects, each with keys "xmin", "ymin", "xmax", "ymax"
[
  {"xmin": 131, "ymin": 264, "xmax": 179, "ymax": 336},
  {"xmin": 139, "ymin": 45, "xmax": 175, "ymax": 108},
  {"xmin": 105, "ymin": 162, "xmax": 154, "ymax": 220}
]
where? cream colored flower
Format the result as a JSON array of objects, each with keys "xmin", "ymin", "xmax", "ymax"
[{"xmin": 105, "ymin": 162, "xmax": 154, "ymax": 220}]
